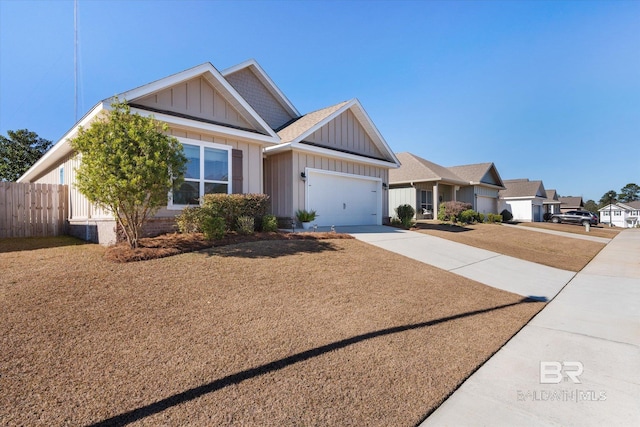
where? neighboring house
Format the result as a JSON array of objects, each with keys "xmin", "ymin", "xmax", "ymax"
[
  {"xmin": 388, "ymin": 152, "xmax": 504, "ymax": 219},
  {"xmin": 498, "ymin": 179, "xmax": 547, "ymax": 222},
  {"xmin": 559, "ymin": 196, "xmax": 584, "ymax": 213},
  {"xmin": 599, "ymin": 201, "xmax": 640, "ymax": 228},
  {"xmin": 18, "ymin": 60, "xmax": 400, "ymax": 244},
  {"xmin": 447, "ymin": 162, "xmax": 505, "ymax": 214},
  {"xmin": 543, "ymin": 189, "xmax": 562, "ymax": 215}
]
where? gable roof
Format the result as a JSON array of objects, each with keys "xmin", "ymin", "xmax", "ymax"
[
  {"xmin": 266, "ymin": 99, "xmax": 400, "ymax": 167},
  {"xmin": 545, "ymin": 189, "xmax": 559, "ymax": 200},
  {"xmin": 559, "ymin": 196, "xmax": 584, "ymax": 208},
  {"xmin": 19, "ymin": 62, "xmax": 283, "ymax": 183},
  {"xmin": 447, "ymin": 162, "xmax": 505, "ymax": 189},
  {"xmin": 222, "ymin": 59, "xmax": 300, "ymax": 130},
  {"xmin": 599, "ymin": 200, "xmax": 640, "ymax": 211},
  {"xmin": 500, "ymin": 179, "xmax": 546, "ymax": 199},
  {"xmin": 119, "ymin": 62, "xmax": 279, "ymax": 140},
  {"xmin": 390, "ymin": 152, "xmax": 468, "ymax": 185}
]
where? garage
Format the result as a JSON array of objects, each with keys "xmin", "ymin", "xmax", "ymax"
[{"xmin": 306, "ymin": 169, "xmax": 382, "ymax": 226}]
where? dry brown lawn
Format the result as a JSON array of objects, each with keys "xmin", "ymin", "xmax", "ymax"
[
  {"xmin": 516, "ymin": 221, "xmax": 621, "ymax": 239},
  {"xmin": 0, "ymin": 235, "xmax": 544, "ymax": 426},
  {"xmin": 414, "ymin": 222, "xmax": 605, "ymax": 271}
]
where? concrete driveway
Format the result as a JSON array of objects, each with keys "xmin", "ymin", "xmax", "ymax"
[
  {"xmin": 340, "ymin": 225, "xmax": 575, "ymax": 300},
  {"xmin": 336, "ymin": 225, "xmax": 638, "ymax": 426}
]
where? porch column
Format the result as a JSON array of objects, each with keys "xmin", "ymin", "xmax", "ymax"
[{"xmin": 433, "ymin": 183, "xmax": 439, "ymax": 217}]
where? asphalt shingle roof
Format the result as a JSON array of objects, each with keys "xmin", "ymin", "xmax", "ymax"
[
  {"xmin": 499, "ymin": 179, "xmax": 546, "ymax": 198},
  {"xmin": 390, "ymin": 152, "xmax": 468, "ymax": 185},
  {"xmin": 276, "ymin": 101, "xmax": 348, "ymax": 143}
]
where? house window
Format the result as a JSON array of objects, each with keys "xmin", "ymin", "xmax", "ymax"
[
  {"xmin": 420, "ymin": 190, "xmax": 433, "ymax": 212},
  {"xmin": 614, "ymin": 211, "xmax": 621, "ymax": 216},
  {"xmin": 59, "ymin": 167, "xmax": 64, "ymax": 185},
  {"xmin": 170, "ymin": 141, "xmax": 231, "ymax": 207}
]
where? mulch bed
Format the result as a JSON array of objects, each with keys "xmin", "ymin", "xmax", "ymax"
[{"xmin": 105, "ymin": 231, "xmax": 354, "ymax": 263}]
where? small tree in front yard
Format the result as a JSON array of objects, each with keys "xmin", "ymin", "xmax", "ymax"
[{"xmin": 70, "ymin": 100, "xmax": 187, "ymax": 248}]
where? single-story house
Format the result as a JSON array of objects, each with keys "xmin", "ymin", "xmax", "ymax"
[
  {"xmin": 388, "ymin": 152, "xmax": 504, "ymax": 219},
  {"xmin": 498, "ymin": 179, "xmax": 547, "ymax": 222},
  {"xmin": 18, "ymin": 60, "xmax": 400, "ymax": 244},
  {"xmin": 559, "ymin": 196, "xmax": 584, "ymax": 213},
  {"xmin": 599, "ymin": 201, "xmax": 640, "ymax": 228},
  {"xmin": 447, "ymin": 162, "xmax": 505, "ymax": 214},
  {"xmin": 543, "ymin": 189, "xmax": 562, "ymax": 215}
]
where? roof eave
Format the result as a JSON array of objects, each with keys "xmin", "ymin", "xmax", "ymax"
[
  {"xmin": 130, "ymin": 107, "xmax": 280, "ymax": 146},
  {"xmin": 18, "ymin": 102, "xmax": 107, "ymax": 182}
]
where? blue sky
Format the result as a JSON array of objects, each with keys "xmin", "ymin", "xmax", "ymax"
[{"xmin": 1, "ymin": 0, "xmax": 638, "ymax": 201}]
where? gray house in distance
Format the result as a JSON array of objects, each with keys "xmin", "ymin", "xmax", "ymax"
[{"xmin": 388, "ymin": 152, "xmax": 504, "ymax": 219}]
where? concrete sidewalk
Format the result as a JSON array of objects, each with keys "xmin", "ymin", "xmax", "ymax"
[
  {"xmin": 341, "ymin": 225, "xmax": 575, "ymax": 300},
  {"xmin": 421, "ymin": 229, "xmax": 640, "ymax": 426}
]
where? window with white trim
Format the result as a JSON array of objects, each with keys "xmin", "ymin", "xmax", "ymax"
[{"xmin": 170, "ymin": 140, "xmax": 231, "ymax": 207}]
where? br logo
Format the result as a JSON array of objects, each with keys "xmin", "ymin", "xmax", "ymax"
[{"xmin": 540, "ymin": 361, "xmax": 584, "ymax": 384}]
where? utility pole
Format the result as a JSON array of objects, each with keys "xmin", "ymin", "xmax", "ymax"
[{"xmin": 74, "ymin": 0, "xmax": 78, "ymax": 122}]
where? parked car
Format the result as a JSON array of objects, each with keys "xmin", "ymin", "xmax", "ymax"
[{"xmin": 549, "ymin": 211, "xmax": 599, "ymax": 225}]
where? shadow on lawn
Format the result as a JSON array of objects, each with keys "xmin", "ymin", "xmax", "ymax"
[
  {"xmin": 413, "ymin": 222, "xmax": 473, "ymax": 233},
  {"xmin": 205, "ymin": 238, "xmax": 343, "ymax": 259},
  {"xmin": 87, "ymin": 297, "xmax": 542, "ymax": 427},
  {"xmin": 0, "ymin": 235, "xmax": 87, "ymax": 254}
]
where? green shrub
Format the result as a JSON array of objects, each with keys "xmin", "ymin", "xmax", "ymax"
[
  {"xmin": 261, "ymin": 214, "xmax": 278, "ymax": 232},
  {"xmin": 486, "ymin": 213, "xmax": 503, "ymax": 224},
  {"xmin": 176, "ymin": 206, "xmax": 206, "ymax": 233},
  {"xmin": 460, "ymin": 209, "xmax": 479, "ymax": 224},
  {"xmin": 202, "ymin": 216, "xmax": 226, "ymax": 240},
  {"xmin": 395, "ymin": 204, "xmax": 415, "ymax": 228},
  {"xmin": 295, "ymin": 209, "xmax": 317, "ymax": 223},
  {"xmin": 477, "ymin": 213, "xmax": 486, "ymax": 223},
  {"xmin": 201, "ymin": 193, "xmax": 270, "ymax": 231},
  {"xmin": 500, "ymin": 209, "xmax": 513, "ymax": 222},
  {"xmin": 438, "ymin": 201, "xmax": 472, "ymax": 223},
  {"xmin": 237, "ymin": 216, "xmax": 255, "ymax": 235}
]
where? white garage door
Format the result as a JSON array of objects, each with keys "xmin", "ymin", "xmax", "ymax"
[{"xmin": 306, "ymin": 170, "xmax": 381, "ymax": 226}]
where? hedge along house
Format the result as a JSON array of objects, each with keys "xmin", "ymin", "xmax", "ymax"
[
  {"xmin": 18, "ymin": 60, "xmax": 400, "ymax": 243},
  {"xmin": 388, "ymin": 152, "xmax": 504, "ymax": 219}
]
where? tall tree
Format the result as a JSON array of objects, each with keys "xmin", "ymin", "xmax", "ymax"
[
  {"xmin": 584, "ymin": 199, "xmax": 598, "ymax": 213},
  {"xmin": 598, "ymin": 190, "xmax": 617, "ymax": 208},
  {"xmin": 0, "ymin": 129, "xmax": 52, "ymax": 181},
  {"xmin": 619, "ymin": 183, "xmax": 639, "ymax": 203},
  {"xmin": 70, "ymin": 100, "xmax": 187, "ymax": 248}
]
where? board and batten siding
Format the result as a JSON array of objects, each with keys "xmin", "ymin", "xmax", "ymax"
[
  {"xmin": 134, "ymin": 76, "xmax": 253, "ymax": 130},
  {"xmin": 388, "ymin": 187, "xmax": 416, "ymax": 219},
  {"xmin": 305, "ymin": 109, "xmax": 385, "ymax": 160},
  {"xmin": 264, "ymin": 151, "xmax": 293, "ymax": 219}
]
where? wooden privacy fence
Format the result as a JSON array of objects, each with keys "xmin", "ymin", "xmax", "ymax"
[{"xmin": 0, "ymin": 182, "xmax": 69, "ymax": 238}]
